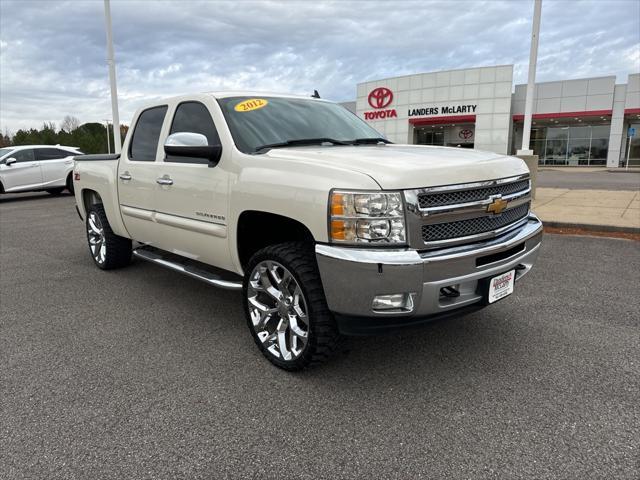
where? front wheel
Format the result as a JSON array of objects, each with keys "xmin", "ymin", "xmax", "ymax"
[
  {"xmin": 86, "ymin": 204, "xmax": 132, "ymax": 270},
  {"xmin": 243, "ymin": 242, "xmax": 340, "ymax": 371}
]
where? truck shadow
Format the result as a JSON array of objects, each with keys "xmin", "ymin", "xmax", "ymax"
[{"xmin": 124, "ymin": 257, "xmax": 524, "ymax": 384}]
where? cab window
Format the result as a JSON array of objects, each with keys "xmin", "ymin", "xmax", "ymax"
[
  {"xmin": 166, "ymin": 101, "xmax": 220, "ymax": 164},
  {"xmin": 129, "ymin": 106, "xmax": 168, "ymax": 161}
]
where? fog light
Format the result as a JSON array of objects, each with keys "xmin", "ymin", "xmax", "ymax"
[{"xmin": 372, "ymin": 293, "xmax": 415, "ymax": 312}]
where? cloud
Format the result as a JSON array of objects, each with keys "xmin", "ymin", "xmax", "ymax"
[{"xmin": 0, "ymin": 0, "xmax": 638, "ymax": 132}]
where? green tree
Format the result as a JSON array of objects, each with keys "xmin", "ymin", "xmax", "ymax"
[{"xmin": 6, "ymin": 120, "xmax": 127, "ymax": 154}]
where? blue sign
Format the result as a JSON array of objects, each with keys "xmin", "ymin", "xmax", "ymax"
[{"xmin": 629, "ymin": 127, "xmax": 636, "ymax": 138}]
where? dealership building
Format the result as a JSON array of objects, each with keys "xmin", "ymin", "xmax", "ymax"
[{"xmin": 342, "ymin": 65, "xmax": 640, "ymax": 167}]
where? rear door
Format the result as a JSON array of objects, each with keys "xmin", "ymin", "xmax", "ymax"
[
  {"xmin": 117, "ymin": 105, "xmax": 167, "ymax": 244},
  {"xmin": 153, "ymin": 100, "xmax": 232, "ymax": 269},
  {"xmin": 37, "ymin": 148, "xmax": 75, "ymax": 187},
  {"xmin": 0, "ymin": 149, "xmax": 42, "ymax": 191}
]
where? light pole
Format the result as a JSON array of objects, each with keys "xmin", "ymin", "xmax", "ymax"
[
  {"xmin": 104, "ymin": 119, "xmax": 111, "ymax": 154},
  {"xmin": 103, "ymin": 0, "xmax": 121, "ymax": 153},
  {"xmin": 518, "ymin": 0, "xmax": 542, "ymax": 155}
]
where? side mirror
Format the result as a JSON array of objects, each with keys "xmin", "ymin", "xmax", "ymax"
[
  {"xmin": 164, "ymin": 132, "xmax": 222, "ymax": 167},
  {"xmin": 4, "ymin": 157, "xmax": 17, "ymax": 166}
]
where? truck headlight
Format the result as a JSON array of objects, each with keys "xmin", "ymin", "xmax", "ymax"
[{"xmin": 329, "ymin": 190, "xmax": 406, "ymax": 245}]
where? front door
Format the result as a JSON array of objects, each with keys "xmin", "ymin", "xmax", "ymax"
[
  {"xmin": 0, "ymin": 149, "xmax": 42, "ymax": 191},
  {"xmin": 117, "ymin": 105, "xmax": 167, "ymax": 244},
  {"xmin": 152, "ymin": 100, "xmax": 232, "ymax": 270}
]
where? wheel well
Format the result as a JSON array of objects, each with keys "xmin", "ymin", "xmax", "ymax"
[
  {"xmin": 82, "ymin": 189, "xmax": 103, "ymax": 213},
  {"xmin": 237, "ymin": 211, "xmax": 315, "ymax": 268},
  {"xmin": 0, "ymin": 180, "xmax": 4, "ymax": 194}
]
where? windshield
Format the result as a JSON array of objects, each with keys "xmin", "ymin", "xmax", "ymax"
[
  {"xmin": 217, "ymin": 96, "xmax": 384, "ymax": 154},
  {"xmin": 0, "ymin": 147, "xmax": 14, "ymax": 158}
]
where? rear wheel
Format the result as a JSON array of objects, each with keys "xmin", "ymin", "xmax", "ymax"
[
  {"xmin": 243, "ymin": 242, "xmax": 339, "ymax": 371},
  {"xmin": 86, "ymin": 204, "xmax": 132, "ymax": 269},
  {"xmin": 46, "ymin": 187, "xmax": 64, "ymax": 195}
]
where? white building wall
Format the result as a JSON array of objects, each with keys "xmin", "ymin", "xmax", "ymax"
[
  {"xmin": 621, "ymin": 73, "xmax": 640, "ymax": 166},
  {"xmin": 623, "ymin": 73, "xmax": 640, "ymax": 110},
  {"xmin": 609, "ymin": 85, "xmax": 627, "ymax": 167},
  {"xmin": 512, "ymin": 76, "xmax": 616, "ymax": 115},
  {"xmin": 339, "ymin": 101, "xmax": 356, "ymax": 114},
  {"xmin": 355, "ymin": 65, "xmax": 514, "ymax": 154}
]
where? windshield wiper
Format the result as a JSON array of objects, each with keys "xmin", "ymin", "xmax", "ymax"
[
  {"xmin": 349, "ymin": 137, "xmax": 392, "ymax": 145},
  {"xmin": 254, "ymin": 138, "xmax": 349, "ymax": 153}
]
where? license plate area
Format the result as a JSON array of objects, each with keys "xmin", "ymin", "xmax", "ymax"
[{"xmin": 477, "ymin": 269, "xmax": 516, "ymax": 305}]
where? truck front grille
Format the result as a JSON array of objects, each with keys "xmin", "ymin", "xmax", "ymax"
[
  {"xmin": 405, "ymin": 174, "xmax": 533, "ymax": 249},
  {"xmin": 421, "ymin": 202, "xmax": 530, "ymax": 242},
  {"xmin": 418, "ymin": 179, "xmax": 530, "ymax": 208}
]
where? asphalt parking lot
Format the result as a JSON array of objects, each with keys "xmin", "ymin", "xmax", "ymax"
[{"xmin": 1, "ymin": 192, "xmax": 639, "ymax": 479}]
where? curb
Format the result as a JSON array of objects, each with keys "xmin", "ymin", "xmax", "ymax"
[
  {"xmin": 542, "ymin": 221, "xmax": 640, "ymax": 234},
  {"xmin": 606, "ymin": 168, "xmax": 640, "ymax": 173}
]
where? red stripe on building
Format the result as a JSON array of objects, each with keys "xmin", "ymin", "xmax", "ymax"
[
  {"xmin": 409, "ymin": 115, "xmax": 476, "ymax": 126},
  {"xmin": 512, "ymin": 110, "xmax": 612, "ymax": 121},
  {"xmin": 624, "ymin": 108, "xmax": 640, "ymax": 115}
]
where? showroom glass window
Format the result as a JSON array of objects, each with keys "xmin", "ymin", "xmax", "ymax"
[
  {"xmin": 166, "ymin": 102, "xmax": 220, "ymax": 164},
  {"xmin": 129, "ymin": 106, "xmax": 168, "ymax": 161},
  {"xmin": 529, "ymin": 128, "xmax": 546, "ymax": 159},
  {"xmin": 628, "ymin": 123, "xmax": 640, "ymax": 167},
  {"xmin": 588, "ymin": 125, "xmax": 610, "ymax": 166},
  {"xmin": 415, "ymin": 128, "xmax": 444, "ymax": 146},
  {"xmin": 532, "ymin": 123, "xmax": 610, "ymax": 166}
]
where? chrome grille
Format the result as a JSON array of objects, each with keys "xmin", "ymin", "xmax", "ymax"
[
  {"xmin": 418, "ymin": 179, "xmax": 530, "ymax": 208},
  {"xmin": 422, "ymin": 202, "xmax": 530, "ymax": 242}
]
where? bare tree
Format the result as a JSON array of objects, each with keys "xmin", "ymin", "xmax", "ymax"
[{"xmin": 61, "ymin": 115, "xmax": 80, "ymax": 133}]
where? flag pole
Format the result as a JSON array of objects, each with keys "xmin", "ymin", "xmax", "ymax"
[
  {"xmin": 518, "ymin": 0, "xmax": 542, "ymax": 155},
  {"xmin": 103, "ymin": 0, "xmax": 121, "ymax": 153}
]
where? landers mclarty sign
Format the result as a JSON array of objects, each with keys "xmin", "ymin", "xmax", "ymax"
[{"xmin": 408, "ymin": 104, "xmax": 477, "ymax": 117}]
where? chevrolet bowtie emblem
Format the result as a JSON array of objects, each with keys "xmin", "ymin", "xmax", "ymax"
[{"xmin": 487, "ymin": 197, "xmax": 508, "ymax": 214}]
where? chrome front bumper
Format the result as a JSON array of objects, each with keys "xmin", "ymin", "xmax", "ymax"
[{"xmin": 316, "ymin": 214, "xmax": 543, "ymax": 335}]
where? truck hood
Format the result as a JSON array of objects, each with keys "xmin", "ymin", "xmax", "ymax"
[{"xmin": 264, "ymin": 144, "xmax": 529, "ymax": 190}]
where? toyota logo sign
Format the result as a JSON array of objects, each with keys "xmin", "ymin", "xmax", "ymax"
[
  {"xmin": 368, "ymin": 87, "xmax": 393, "ymax": 109},
  {"xmin": 459, "ymin": 129, "xmax": 474, "ymax": 140}
]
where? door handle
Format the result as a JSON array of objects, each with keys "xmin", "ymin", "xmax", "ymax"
[
  {"xmin": 119, "ymin": 172, "xmax": 132, "ymax": 181},
  {"xmin": 156, "ymin": 175, "xmax": 173, "ymax": 186}
]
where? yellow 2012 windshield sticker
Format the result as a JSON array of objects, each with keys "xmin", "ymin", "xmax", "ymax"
[{"xmin": 234, "ymin": 98, "xmax": 268, "ymax": 112}]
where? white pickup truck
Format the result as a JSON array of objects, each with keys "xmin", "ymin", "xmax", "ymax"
[{"xmin": 73, "ymin": 92, "xmax": 543, "ymax": 370}]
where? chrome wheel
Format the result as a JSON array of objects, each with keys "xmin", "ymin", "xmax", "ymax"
[
  {"xmin": 87, "ymin": 211, "xmax": 106, "ymax": 265},
  {"xmin": 247, "ymin": 260, "xmax": 309, "ymax": 361}
]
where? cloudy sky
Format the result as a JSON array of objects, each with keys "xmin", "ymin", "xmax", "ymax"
[{"xmin": 1, "ymin": 0, "xmax": 638, "ymax": 132}]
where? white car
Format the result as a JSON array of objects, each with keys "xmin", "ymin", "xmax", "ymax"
[{"xmin": 0, "ymin": 145, "xmax": 82, "ymax": 195}]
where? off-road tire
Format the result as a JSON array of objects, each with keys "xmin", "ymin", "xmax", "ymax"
[
  {"xmin": 86, "ymin": 203, "xmax": 132, "ymax": 270},
  {"xmin": 243, "ymin": 242, "xmax": 340, "ymax": 371}
]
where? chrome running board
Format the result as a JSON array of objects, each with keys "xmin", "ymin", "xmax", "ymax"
[{"xmin": 133, "ymin": 247, "xmax": 242, "ymax": 291}]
